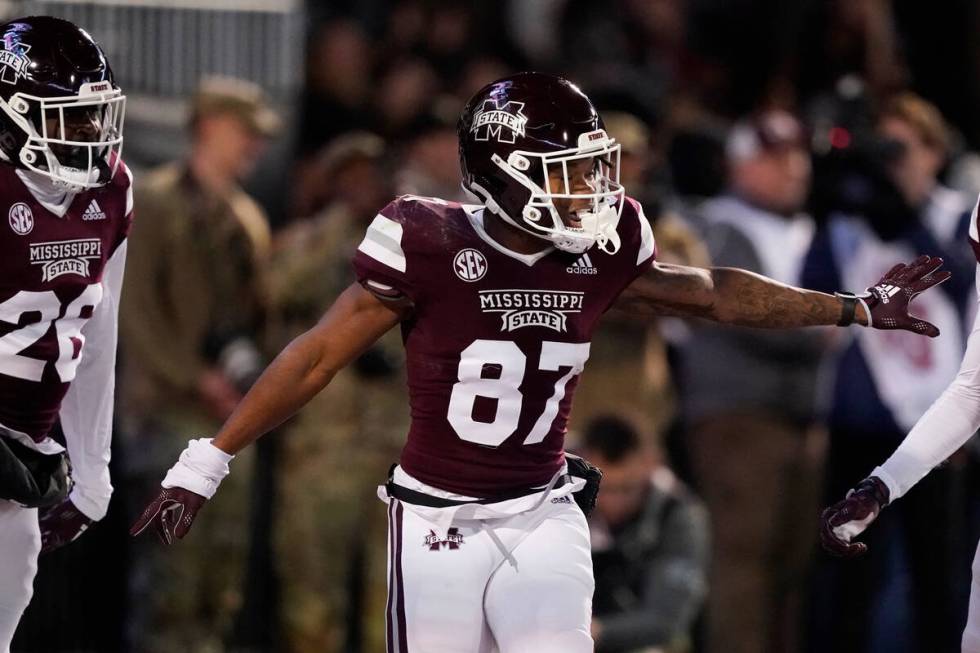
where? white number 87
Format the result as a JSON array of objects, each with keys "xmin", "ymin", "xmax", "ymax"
[{"xmin": 447, "ymin": 339, "xmax": 591, "ymax": 447}]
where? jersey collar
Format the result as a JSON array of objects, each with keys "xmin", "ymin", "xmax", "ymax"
[
  {"xmin": 15, "ymin": 168, "xmax": 76, "ymax": 218},
  {"xmin": 464, "ymin": 205, "xmax": 555, "ymax": 267}
]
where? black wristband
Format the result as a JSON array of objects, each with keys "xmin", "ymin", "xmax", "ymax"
[
  {"xmin": 857, "ymin": 476, "xmax": 890, "ymax": 507},
  {"xmin": 835, "ymin": 292, "xmax": 857, "ymax": 327}
]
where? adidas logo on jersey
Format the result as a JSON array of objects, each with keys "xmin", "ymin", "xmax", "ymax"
[
  {"xmin": 566, "ymin": 253, "xmax": 598, "ymax": 275},
  {"xmin": 81, "ymin": 199, "xmax": 106, "ymax": 221}
]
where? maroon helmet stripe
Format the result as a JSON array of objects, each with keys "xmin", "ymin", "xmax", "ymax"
[{"xmin": 395, "ymin": 502, "xmax": 409, "ymax": 651}]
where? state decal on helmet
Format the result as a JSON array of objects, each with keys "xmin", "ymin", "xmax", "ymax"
[
  {"xmin": 0, "ymin": 16, "xmax": 125, "ymax": 191},
  {"xmin": 458, "ymin": 72, "xmax": 624, "ymax": 254}
]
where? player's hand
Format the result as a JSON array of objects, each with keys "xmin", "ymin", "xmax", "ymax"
[
  {"xmin": 38, "ymin": 497, "xmax": 93, "ymax": 554},
  {"xmin": 862, "ymin": 255, "xmax": 950, "ymax": 337},
  {"xmin": 819, "ymin": 476, "xmax": 890, "ymax": 558},
  {"xmin": 129, "ymin": 438, "xmax": 233, "ymax": 545},
  {"xmin": 129, "ymin": 486, "xmax": 207, "ymax": 544}
]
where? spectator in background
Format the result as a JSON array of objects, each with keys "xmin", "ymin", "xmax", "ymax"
[
  {"xmin": 373, "ymin": 57, "xmax": 440, "ymax": 141},
  {"xmin": 395, "ymin": 109, "xmax": 466, "ymax": 201},
  {"xmin": 681, "ymin": 110, "xmax": 829, "ymax": 653},
  {"xmin": 454, "ymin": 55, "xmax": 512, "ymax": 112},
  {"xmin": 797, "ymin": 0, "xmax": 907, "ymax": 106},
  {"xmin": 802, "ymin": 92, "xmax": 971, "ymax": 653},
  {"xmin": 559, "ymin": 0, "xmax": 689, "ymax": 113},
  {"xmin": 878, "ymin": 93, "xmax": 975, "ymax": 277},
  {"xmin": 299, "ymin": 20, "xmax": 374, "ymax": 157},
  {"xmin": 572, "ymin": 110, "xmax": 708, "ymax": 436},
  {"xmin": 664, "ymin": 120, "xmax": 729, "ymax": 234},
  {"xmin": 603, "ymin": 111, "xmax": 660, "ymax": 210},
  {"xmin": 119, "ymin": 77, "xmax": 279, "ymax": 653},
  {"xmin": 580, "ymin": 414, "xmax": 709, "ymax": 653},
  {"xmin": 269, "ymin": 133, "xmax": 406, "ymax": 653}
]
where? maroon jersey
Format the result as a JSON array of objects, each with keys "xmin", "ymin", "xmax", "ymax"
[
  {"xmin": 0, "ymin": 162, "xmax": 132, "ymax": 444},
  {"xmin": 353, "ymin": 195, "xmax": 656, "ymax": 496}
]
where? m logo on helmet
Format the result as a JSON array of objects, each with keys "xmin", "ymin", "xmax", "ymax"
[
  {"xmin": 0, "ymin": 37, "xmax": 30, "ymax": 85},
  {"xmin": 471, "ymin": 100, "xmax": 527, "ymax": 144}
]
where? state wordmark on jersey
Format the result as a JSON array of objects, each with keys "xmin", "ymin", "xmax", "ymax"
[
  {"xmin": 29, "ymin": 238, "xmax": 102, "ymax": 282},
  {"xmin": 478, "ymin": 289, "xmax": 584, "ymax": 332}
]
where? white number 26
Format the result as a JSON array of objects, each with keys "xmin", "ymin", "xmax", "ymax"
[{"xmin": 0, "ymin": 285, "xmax": 103, "ymax": 383}]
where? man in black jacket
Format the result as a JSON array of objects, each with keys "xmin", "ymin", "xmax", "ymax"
[{"xmin": 581, "ymin": 415, "xmax": 710, "ymax": 653}]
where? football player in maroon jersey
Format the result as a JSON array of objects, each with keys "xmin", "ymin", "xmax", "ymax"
[
  {"xmin": 133, "ymin": 73, "xmax": 946, "ymax": 652},
  {"xmin": 0, "ymin": 16, "xmax": 131, "ymax": 651}
]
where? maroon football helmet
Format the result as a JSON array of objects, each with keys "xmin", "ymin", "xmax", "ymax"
[
  {"xmin": 458, "ymin": 72, "xmax": 624, "ymax": 254},
  {"xmin": 0, "ymin": 16, "xmax": 124, "ymax": 190}
]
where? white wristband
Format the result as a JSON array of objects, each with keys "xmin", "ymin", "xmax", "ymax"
[{"xmin": 161, "ymin": 438, "xmax": 234, "ymax": 499}]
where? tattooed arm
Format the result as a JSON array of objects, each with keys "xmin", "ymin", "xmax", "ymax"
[
  {"xmin": 615, "ymin": 263, "xmax": 861, "ymax": 328},
  {"xmin": 615, "ymin": 257, "xmax": 948, "ymax": 335}
]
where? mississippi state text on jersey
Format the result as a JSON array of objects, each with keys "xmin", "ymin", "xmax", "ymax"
[
  {"xmin": 353, "ymin": 195, "xmax": 655, "ymax": 496},
  {"xmin": 0, "ymin": 162, "xmax": 132, "ymax": 449}
]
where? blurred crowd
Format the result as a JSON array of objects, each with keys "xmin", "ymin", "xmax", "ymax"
[{"xmin": 14, "ymin": 0, "xmax": 980, "ymax": 652}]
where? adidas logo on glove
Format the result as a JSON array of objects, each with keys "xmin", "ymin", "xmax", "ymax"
[{"xmin": 871, "ymin": 283, "xmax": 902, "ymax": 304}]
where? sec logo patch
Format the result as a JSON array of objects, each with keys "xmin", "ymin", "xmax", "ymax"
[
  {"xmin": 8, "ymin": 202, "xmax": 33, "ymax": 235},
  {"xmin": 454, "ymin": 248, "xmax": 487, "ymax": 282}
]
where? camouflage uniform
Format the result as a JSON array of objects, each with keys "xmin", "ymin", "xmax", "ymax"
[
  {"xmin": 120, "ymin": 161, "xmax": 270, "ymax": 653},
  {"xmin": 269, "ymin": 203, "xmax": 406, "ymax": 653}
]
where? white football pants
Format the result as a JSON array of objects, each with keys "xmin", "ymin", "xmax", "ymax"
[
  {"xmin": 0, "ymin": 500, "xmax": 39, "ymax": 653},
  {"xmin": 384, "ymin": 496, "xmax": 594, "ymax": 653}
]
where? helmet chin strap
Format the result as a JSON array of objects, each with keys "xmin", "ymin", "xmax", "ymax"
[
  {"xmin": 577, "ymin": 205, "xmax": 621, "ymax": 254},
  {"xmin": 469, "ymin": 179, "xmax": 622, "ymax": 255},
  {"xmin": 482, "ymin": 154, "xmax": 624, "ymax": 254},
  {"xmin": 466, "ymin": 179, "xmax": 557, "ymax": 244}
]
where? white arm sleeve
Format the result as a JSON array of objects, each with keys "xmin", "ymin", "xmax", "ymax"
[
  {"xmin": 61, "ymin": 240, "xmax": 128, "ymax": 521},
  {"xmin": 873, "ymin": 274, "xmax": 980, "ymax": 500}
]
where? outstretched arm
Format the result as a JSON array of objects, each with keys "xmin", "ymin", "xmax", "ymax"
[
  {"xmin": 131, "ymin": 283, "xmax": 406, "ymax": 543},
  {"xmin": 873, "ymin": 314, "xmax": 980, "ymax": 497},
  {"xmin": 211, "ymin": 283, "xmax": 405, "ymax": 454},
  {"xmin": 821, "ymin": 302, "xmax": 980, "ymax": 557},
  {"xmin": 616, "ymin": 262, "xmax": 855, "ymax": 328},
  {"xmin": 615, "ymin": 256, "xmax": 948, "ymax": 335}
]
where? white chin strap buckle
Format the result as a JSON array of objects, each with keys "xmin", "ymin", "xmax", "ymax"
[{"xmin": 554, "ymin": 235, "xmax": 593, "ymax": 254}]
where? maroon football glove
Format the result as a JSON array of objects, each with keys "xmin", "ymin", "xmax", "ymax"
[
  {"xmin": 841, "ymin": 255, "xmax": 950, "ymax": 336},
  {"xmin": 129, "ymin": 486, "xmax": 207, "ymax": 545},
  {"xmin": 820, "ymin": 476, "xmax": 891, "ymax": 558},
  {"xmin": 38, "ymin": 497, "xmax": 93, "ymax": 554}
]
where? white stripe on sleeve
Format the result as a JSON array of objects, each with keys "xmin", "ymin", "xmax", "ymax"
[
  {"xmin": 358, "ymin": 214, "xmax": 407, "ymax": 273},
  {"xmin": 636, "ymin": 203, "xmax": 656, "ymax": 265},
  {"xmin": 123, "ymin": 163, "xmax": 134, "ymax": 216}
]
